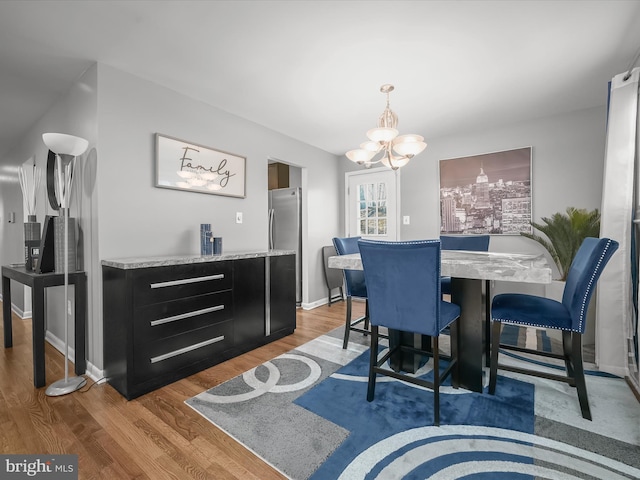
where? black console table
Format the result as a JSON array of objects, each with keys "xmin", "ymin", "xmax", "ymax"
[{"xmin": 1, "ymin": 265, "xmax": 87, "ymax": 388}]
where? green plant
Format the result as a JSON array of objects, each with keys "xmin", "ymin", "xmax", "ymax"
[{"xmin": 521, "ymin": 207, "xmax": 600, "ymax": 281}]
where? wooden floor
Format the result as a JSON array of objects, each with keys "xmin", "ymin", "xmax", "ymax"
[{"xmin": 0, "ymin": 298, "xmax": 361, "ymax": 479}]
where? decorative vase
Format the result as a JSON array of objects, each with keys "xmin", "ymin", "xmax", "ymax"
[
  {"xmin": 213, "ymin": 237, "xmax": 222, "ymax": 255},
  {"xmin": 53, "ymin": 208, "xmax": 77, "ymax": 273},
  {"xmin": 24, "ymin": 215, "xmax": 41, "ymax": 271},
  {"xmin": 200, "ymin": 224, "xmax": 213, "ymax": 255}
]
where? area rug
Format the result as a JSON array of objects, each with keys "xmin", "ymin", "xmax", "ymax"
[{"xmin": 186, "ymin": 327, "xmax": 640, "ymax": 479}]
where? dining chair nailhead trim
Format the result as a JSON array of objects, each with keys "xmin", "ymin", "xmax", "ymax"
[{"xmin": 576, "ymin": 239, "xmax": 612, "ymax": 332}]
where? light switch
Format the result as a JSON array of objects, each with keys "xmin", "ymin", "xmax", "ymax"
[
  {"xmin": 236, "ymin": 212, "xmax": 243, "ymax": 224},
  {"xmin": 403, "ymin": 215, "xmax": 410, "ymax": 225}
]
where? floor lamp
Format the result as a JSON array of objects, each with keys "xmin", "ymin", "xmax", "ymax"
[{"xmin": 42, "ymin": 132, "xmax": 89, "ymax": 397}]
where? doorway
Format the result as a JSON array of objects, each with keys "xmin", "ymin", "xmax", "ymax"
[
  {"xmin": 268, "ymin": 159, "xmax": 303, "ymax": 306},
  {"xmin": 345, "ymin": 167, "xmax": 400, "ymax": 240}
]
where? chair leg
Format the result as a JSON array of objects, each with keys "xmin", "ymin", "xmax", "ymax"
[
  {"xmin": 485, "ymin": 280, "xmax": 491, "ymax": 367},
  {"xmin": 343, "ymin": 296, "xmax": 353, "ymax": 349},
  {"xmin": 367, "ymin": 325, "xmax": 379, "ymax": 402},
  {"xmin": 562, "ymin": 330, "xmax": 575, "ymax": 380},
  {"xmin": 433, "ymin": 336, "xmax": 440, "ymax": 426},
  {"xmin": 488, "ymin": 320, "xmax": 501, "ymax": 394},
  {"xmin": 450, "ymin": 320, "xmax": 460, "ymax": 389},
  {"xmin": 571, "ymin": 332, "xmax": 592, "ymax": 420},
  {"xmin": 363, "ymin": 300, "xmax": 369, "ymax": 335}
]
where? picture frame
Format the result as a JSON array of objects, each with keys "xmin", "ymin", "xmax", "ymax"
[
  {"xmin": 439, "ymin": 146, "xmax": 532, "ymax": 235},
  {"xmin": 155, "ymin": 133, "xmax": 246, "ymax": 198}
]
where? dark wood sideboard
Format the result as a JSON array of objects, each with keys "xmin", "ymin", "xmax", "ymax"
[{"xmin": 102, "ymin": 252, "xmax": 296, "ymax": 400}]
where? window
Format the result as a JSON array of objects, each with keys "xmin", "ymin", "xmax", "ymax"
[{"xmin": 358, "ymin": 182, "xmax": 387, "ymax": 236}]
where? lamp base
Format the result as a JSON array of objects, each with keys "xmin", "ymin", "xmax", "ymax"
[{"xmin": 45, "ymin": 376, "xmax": 86, "ymax": 397}]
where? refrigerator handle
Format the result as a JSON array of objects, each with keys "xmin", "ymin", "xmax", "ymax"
[{"xmin": 268, "ymin": 208, "xmax": 275, "ymax": 250}]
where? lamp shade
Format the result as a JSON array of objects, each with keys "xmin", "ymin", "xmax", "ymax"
[
  {"xmin": 392, "ymin": 134, "xmax": 427, "ymax": 157},
  {"xmin": 42, "ymin": 133, "xmax": 89, "ymax": 156},
  {"xmin": 366, "ymin": 127, "xmax": 398, "ymax": 143},
  {"xmin": 346, "ymin": 149, "xmax": 376, "ymax": 164},
  {"xmin": 360, "ymin": 141, "xmax": 382, "ymax": 153}
]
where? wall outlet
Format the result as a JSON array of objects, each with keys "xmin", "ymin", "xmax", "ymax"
[
  {"xmin": 403, "ymin": 215, "xmax": 410, "ymax": 225},
  {"xmin": 236, "ymin": 212, "xmax": 243, "ymax": 224}
]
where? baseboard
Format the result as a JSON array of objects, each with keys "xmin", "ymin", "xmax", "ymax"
[
  {"xmin": 596, "ymin": 363, "xmax": 629, "ymax": 378},
  {"xmin": 45, "ymin": 330, "xmax": 74, "ymax": 361},
  {"xmin": 44, "ymin": 330, "xmax": 104, "ymax": 382},
  {"xmin": 301, "ymin": 298, "xmax": 327, "ymax": 310},
  {"xmin": 10, "ymin": 304, "xmax": 27, "ymax": 319},
  {"xmin": 627, "ymin": 376, "xmax": 640, "ymax": 403},
  {"xmin": 84, "ymin": 361, "xmax": 105, "ymax": 383},
  {"xmin": 3, "ymin": 301, "xmax": 104, "ymax": 383}
]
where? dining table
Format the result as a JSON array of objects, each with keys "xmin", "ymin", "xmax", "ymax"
[{"xmin": 328, "ymin": 249, "xmax": 553, "ymax": 393}]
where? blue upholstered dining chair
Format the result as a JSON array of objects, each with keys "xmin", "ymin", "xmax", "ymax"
[
  {"xmin": 440, "ymin": 235, "xmax": 490, "ymax": 296},
  {"xmin": 332, "ymin": 236, "xmax": 371, "ymax": 349},
  {"xmin": 489, "ymin": 237, "xmax": 618, "ymax": 420},
  {"xmin": 440, "ymin": 235, "xmax": 491, "ymax": 365},
  {"xmin": 358, "ymin": 239, "xmax": 461, "ymax": 426}
]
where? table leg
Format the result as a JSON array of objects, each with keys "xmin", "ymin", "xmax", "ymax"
[
  {"xmin": 32, "ymin": 281, "xmax": 46, "ymax": 388},
  {"xmin": 451, "ymin": 277, "xmax": 484, "ymax": 392},
  {"xmin": 2, "ymin": 274, "xmax": 12, "ymax": 347},
  {"xmin": 388, "ymin": 330, "xmax": 426, "ymax": 373},
  {"xmin": 74, "ymin": 276, "xmax": 87, "ymax": 376}
]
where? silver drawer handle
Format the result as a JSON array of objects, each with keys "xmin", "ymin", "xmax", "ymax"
[
  {"xmin": 150, "ymin": 274, "xmax": 224, "ymax": 289},
  {"xmin": 150, "ymin": 335, "xmax": 225, "ymax": 364},
  {"xmin": 150, "ymin": 305, "xmax": 225, "ymax": 327}
]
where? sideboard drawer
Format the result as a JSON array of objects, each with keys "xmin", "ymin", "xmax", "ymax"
[
  {"xmin": 135, "ymin": 290, "xmax": 232, "ymax": 342},
  {"xmin": 133, "ymin": 262, "xmax": 232, "ymax": 307},
  {"xmin": 133, "ymin": 320, "xmax": 234, "ymax": 381}
]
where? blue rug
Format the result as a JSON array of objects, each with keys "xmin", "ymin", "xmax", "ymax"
[{"xmin": 186, "ymin": 328, "xmax": 640, "ymax": 479}]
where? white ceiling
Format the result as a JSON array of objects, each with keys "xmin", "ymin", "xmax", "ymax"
[{"xmin": 1, "ymin": 0, "xmax": 639, "ymax": 166}]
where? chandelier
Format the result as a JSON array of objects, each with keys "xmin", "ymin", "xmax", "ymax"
[{"xmin": 346, "ymin": 84, "xmax": 426, "ymax": 170}]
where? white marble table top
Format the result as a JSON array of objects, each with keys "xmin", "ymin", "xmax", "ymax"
[{"xmin": 328, "ymin": 250, "xmax": 553, "ymax": 284}]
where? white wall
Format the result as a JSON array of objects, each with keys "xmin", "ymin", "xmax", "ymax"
[
  {"xmin": 0, "ymin": 64, "xmax": 98, "ymax": 369},
  {"xmin": 401, "ymin": 106, "xmax": 606, "ymax": 240},
  {"xmin": 0, "ymin": 63, "xmax": 341, "ymax": 374},
  {"xmin": 94, "ymin": 64, "xmax": 341, "ymax": 320},
  {"xmin": 338, "ymin": 106, "xmax": 607, "ymax": 296}
]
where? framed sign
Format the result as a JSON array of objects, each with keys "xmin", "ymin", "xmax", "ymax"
[
  {"xmin": 155, "ymin": 133, "xmax": 246, "ymax": 198},
  {"xmin": 439, "ymin": 146, "xmax": 532, "ymax": 235}
]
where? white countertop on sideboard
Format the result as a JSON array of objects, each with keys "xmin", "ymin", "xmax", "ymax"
[{"xmin": 102, "ymin": 250, "xmax": 296, "ymax": 270}]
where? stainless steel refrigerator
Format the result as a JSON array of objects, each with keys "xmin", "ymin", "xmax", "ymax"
[{"xmin": 268, "ymin": 187, "xmax": 302, "ymax": 305}]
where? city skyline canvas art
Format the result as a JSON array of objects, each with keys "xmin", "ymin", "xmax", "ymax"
[{"xmin": 439, "ymin": 147, "xmax": 532, "ymax": 235}]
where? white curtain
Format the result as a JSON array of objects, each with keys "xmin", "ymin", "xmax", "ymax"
[{"xmin": 597, "ymin": 67, "xmax": 639, "ymax": 377}]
